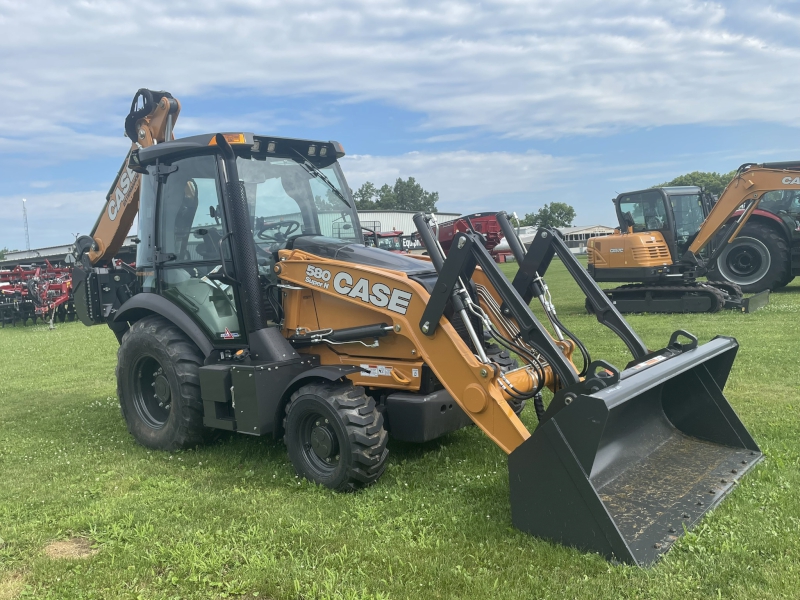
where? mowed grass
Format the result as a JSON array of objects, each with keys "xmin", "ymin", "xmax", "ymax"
[{"xmin": 1, "ymin": 261, "xmax": 799, "ymax": 599}]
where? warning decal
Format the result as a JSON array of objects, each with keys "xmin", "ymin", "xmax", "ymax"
[{"xmin": 360, "ymin": 364, "xmax": 393, "ymax": 378}]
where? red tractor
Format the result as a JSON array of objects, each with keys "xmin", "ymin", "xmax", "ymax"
[
  {"xmin": 363, "ymin": 227, "xmax": 408, "ymax": 253},
  {"xmin": 708, "ymin": 188, "xmax": 800, "ymax": 293}
]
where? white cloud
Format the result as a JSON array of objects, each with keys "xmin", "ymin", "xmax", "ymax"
[
  {"xmin": 344, "ymin": 149, "xmax": 575, "ymax": 214},
  {"xmin": 0, "ymin": 0, "xmax": 799, "ymax": 158},
  {"xmin": 0, "ymin": 190, "xmax": 106, "ymax": 251}
]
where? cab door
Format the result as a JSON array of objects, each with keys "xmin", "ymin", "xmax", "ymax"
[
  {"xmin": 616, "ymin": 190, "xmax": 679, "ymax": 263},
  {"xmin": 154, "ymin": 153, "xmax": 245, "ymax": 345}
]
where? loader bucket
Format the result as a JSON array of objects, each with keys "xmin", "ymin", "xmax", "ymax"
[{"xmin": 508, "ymin": 334, "xmax": 762, "ymax": 566}]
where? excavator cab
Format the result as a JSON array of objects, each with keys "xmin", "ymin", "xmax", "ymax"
[
  {"xmin": 70, "ymin": 91, "xmax": 764, "ymax": 566},
  {"xmin": 611, "ymin": 186, "xmax": 711, "ymax": 268}
]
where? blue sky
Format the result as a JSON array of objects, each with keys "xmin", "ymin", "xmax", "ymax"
[{"xmin": 2, "ymin": 0, "xmax": 800, "ymax": 250}]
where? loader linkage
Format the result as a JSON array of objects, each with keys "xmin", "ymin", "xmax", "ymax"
[{"xmin": 413, "ymin": 211, "xmax": 763, "ymax": 565}]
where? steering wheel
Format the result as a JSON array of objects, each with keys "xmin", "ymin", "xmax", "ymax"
[{"xmin": 256, "ymin": 220, "xmax": 301, "ymax": 242}]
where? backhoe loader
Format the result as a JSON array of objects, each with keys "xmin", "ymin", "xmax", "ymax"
[
  {"xmin": 588, "ymin": 169, "xmax": 800, "ymax": 312},
  {"xmin": 71, "ymin": 89, "xmax": 762, "ymax": 566}
]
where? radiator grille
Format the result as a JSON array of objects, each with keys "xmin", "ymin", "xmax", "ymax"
[{"xmin": 632, "ymin": 244, "xmax": 670, "ymax": 261}]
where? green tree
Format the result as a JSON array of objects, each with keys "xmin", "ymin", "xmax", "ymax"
[
  {"xmin": 354, "ymin": 177, "xmax": 438, "ymax": 212},
  {"xmin": 0, "ymin": 247, "xmax": 5, "ymax": 260},
  {"xmin": 518, "ymin": 202, "xmax": 576, "ymax": 228},
  {"xmin": 656, "ymin": 170, "xmax": 736, "ymax": 196}
]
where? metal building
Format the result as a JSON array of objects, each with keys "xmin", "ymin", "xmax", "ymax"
[{"xmin": 357, "ymin": 210, "xmax": 460, "ymax": 250}]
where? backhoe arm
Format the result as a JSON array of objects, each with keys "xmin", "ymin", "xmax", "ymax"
[
  {"xmin": 686, "ymin": 162, "xmax": 800, "ymax": 259},
  {"xmin": 86, "ymin": 89, "xmax": 180, "ymax": 264}
]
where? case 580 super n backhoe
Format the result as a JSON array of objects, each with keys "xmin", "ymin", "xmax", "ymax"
[{"xmin": 71, "ymin": 89, "xmax": 762, "ymax": 566}]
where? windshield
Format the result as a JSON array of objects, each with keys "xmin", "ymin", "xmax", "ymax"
[
  {"xmin": 235, "ymin": 156, "xmax": 362, "ymax": 251},
  {"xmin": 669, "ymin": 194, "xmax": 705, "ymax": 242},
  {"xmin": 618, "ymin": 191, "xmax": 667, "ymax": 232}
]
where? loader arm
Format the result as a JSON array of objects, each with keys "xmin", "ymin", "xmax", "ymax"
[
  {"xmin": 86, "ymin": 89, "xmax": 180, "ymax": 264},
  {"xmin": 685, "ymin": 162, "xmax": 800, "ymax": 263},
  {"xmin": 276, "ymin": 246, "xmax": 535, "ymax": 454}
]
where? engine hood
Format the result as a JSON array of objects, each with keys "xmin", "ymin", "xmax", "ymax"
[{"xmin": 289, "ymin": 236, "xmax": 437, "ymax": 277}]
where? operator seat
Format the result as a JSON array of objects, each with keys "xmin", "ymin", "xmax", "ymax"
[
  {"xmin": 195, "ymin": 227, "xmax": 222, "ymax": 260},
  {"xmin": 645, "ymin": 216, "xmax": 664, "ymax": 230},
  {"xmin": 174, "ymin": 180, "xmax": 199, "ymax": 261}
]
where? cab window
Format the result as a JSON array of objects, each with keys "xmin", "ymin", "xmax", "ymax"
[{"xmin": 618, "ymin": 191, "xmax": 668, "ymax": 232}]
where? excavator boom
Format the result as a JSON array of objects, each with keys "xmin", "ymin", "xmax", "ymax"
[{"xmin": 687, "ymin": 162, "xmax": 800, "ymax": 259}]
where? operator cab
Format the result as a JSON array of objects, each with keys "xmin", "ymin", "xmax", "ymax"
[
  {"xmin": 131, "ymin": 133, "xmax": 363, "ymax": 343},
  {"xmin": 129, "ymin": 132, "xmax": 433, "ymax": 349},
  {"xmin": 614, "ymin": 186, "xmax": 712, "ymax": 261}
]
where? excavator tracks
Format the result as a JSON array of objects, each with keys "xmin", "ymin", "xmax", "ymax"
[{"xmin": 589, "ymin": 282, "xmax": 729, "ymax": 314}]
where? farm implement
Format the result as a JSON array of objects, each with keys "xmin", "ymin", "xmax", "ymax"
[{"xmin": 0, "ymin": 261, "xmax": 74, "ymax": 327}]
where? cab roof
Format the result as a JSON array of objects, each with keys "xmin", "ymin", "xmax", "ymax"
[{"xmin": 132, "ymin": 132, "xmax": 345, "ymax": 169}]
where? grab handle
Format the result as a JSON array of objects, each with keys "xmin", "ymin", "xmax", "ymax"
[{"xmin": 668, "ymin": 330, "xmax": 698, "ymax": 352}]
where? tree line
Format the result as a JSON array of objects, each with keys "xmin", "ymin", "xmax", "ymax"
[{"xmin": 352, "ymin": 178, "xmax": 577, "ymax": 228}]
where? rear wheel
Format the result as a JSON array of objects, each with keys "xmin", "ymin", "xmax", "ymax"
[
  {"xmin": 710, "ymin": 223, "xmax": 790, "ymax": 293},
  {"xmin": 117, "ymin": 315, "xmax": 209, "ymax": 451},
  {"xmin": 284, "ymin": 382, "xmax": 388, "ymax": 491}
]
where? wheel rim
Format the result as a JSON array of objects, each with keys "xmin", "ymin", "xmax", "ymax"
[
  {"xmin": 297, "ymin": 409, "xmax": 341, "ymax": 478},
  {"xmin": 132, "ymin": 355, "xmax": 171, "ymax": 429},
  {"xmin": 717, "ymin": 236, "xmax": 771, "ymax": 286}
]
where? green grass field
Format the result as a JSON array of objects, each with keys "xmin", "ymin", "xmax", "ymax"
[{"xmin": 1, "ymin": 262, "xmax": 799, "ymax": 599}]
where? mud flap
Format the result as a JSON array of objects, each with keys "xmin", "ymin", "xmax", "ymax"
[{"xmin": 508, "ymin": 334, "xmax": 762, "ymax": 565}]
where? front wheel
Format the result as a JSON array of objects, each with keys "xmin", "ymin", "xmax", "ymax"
[
  {"xmin": 284, "ymin": 382, "xmax": 388, "ymax": 491},
  {"xmin": 117, "ymin": 316, "xmax": 210, "ymax": 451}
]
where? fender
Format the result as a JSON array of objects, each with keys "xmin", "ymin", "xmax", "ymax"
[
  {"xmin": 284, "ymin": 365, "xmax": 363, "ymax": 395},
  {"xmin": 113, "ymin": 293, "xmax": 214, "ymax": 357},
  {"xmin": 730, "ymin": 208, "xmax": 792, "ymax": 240},
  {"xmin": 274, "ymin": 365, "xmax": 364, "ymax": 436}
]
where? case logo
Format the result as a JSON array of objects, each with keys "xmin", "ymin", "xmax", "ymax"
[
  {"xmin": 782, "ymin": 176, "xmax": 800, "ymax": 185},
  {"xmin": 305, "ymin": 265, "xmax": 413, "ymax": 315},
  {"xmin": 107, "ymin": 166, "xmax": 137, "ymax": 221}
]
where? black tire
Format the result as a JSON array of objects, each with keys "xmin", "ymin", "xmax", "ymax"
[
  {"xmin": 485, "ymin": 344, "xmax": 526, "ymax": 415},
  {"xmin": 284, "ymin": 382, "xmax": 388, "ymax": 491},
  {"xmin": 775, "ymin": 272, "xmax": 796, "ymax": 290},
  {"xmin": 117, "ymin": 315, "xmax": 209, "ymax": 451},
  {"xmin": 709, "ymin": 223, "xmax": 790, "ymax": 293}
]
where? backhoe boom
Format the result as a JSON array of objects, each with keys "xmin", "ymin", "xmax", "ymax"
[{"xmin": 86, "ymin": 89, "xmax": 180, "ymax": 264}]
